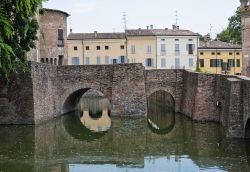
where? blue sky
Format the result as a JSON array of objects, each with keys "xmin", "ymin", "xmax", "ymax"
[{"xmin": 43, "ymin": 0, "xmax": 240, "ymax": 38}]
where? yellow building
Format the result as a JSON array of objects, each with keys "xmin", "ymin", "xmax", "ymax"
[
  {"xmin": 67, "ymin": 32, "xmax": 127, "ymax": 65},
  {"xmin": 126, "ymin": 29, "xmax": 157, "ymax": 69},
  {"xmin": 198, "ymin": 40, "xmax": 242, "ymax": 75}
]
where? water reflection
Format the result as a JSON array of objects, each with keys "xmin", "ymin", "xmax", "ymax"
[{"xmin": 147, "ymin": 90, "xmax": 175, "ymax": 134}]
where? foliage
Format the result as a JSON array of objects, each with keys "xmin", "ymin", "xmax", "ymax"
[
  {"xmin": 195, "ymin": 58, "xmax": 202, "ymax": 73},
  {"xmin": 0, "ymin": 0, "xmax": 43, "ymax": 81},
  {"xmin": 217, "ymin": 7, "xmax": 241, "ymax": 44}
]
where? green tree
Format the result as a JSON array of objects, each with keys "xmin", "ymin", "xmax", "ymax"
[
  {"xmin": 217, "ymin": 7, "xmax": 241, "ymax": 44},
  {"xmin": 0, "ymin": 0, "xmax": 43, "ymax": 81}
]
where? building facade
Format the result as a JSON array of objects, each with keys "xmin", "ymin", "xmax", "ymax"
[
  {"xmin": 67, "ymin": 26, "xmax": 198, "ymax": 70},
  {"xmin": 198, "ymin": 40, "xmax": 242, "ymax": 75},
  {"xmin": 67, "ymin": 32, "xmax": 127, "ymax": 65},
  {"xmin": 240, "ymin": 0, "xmax": 250, "ymax": 76},
  {"xmin": 28, "ymin": 8, "xmax": 69, "ymax": 65}
]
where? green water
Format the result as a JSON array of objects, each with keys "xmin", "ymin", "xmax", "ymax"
[
  {"xmin": 0, "ymin": 94, "xmax": 249, "ymax": 172},
  {"xmin": 0, "ymin": 113, "xmax": 249, "ymax": 172}
]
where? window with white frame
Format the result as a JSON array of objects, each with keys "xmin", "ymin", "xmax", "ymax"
[
  {"xmin": 86, "ymin": 56, "xmax": 90, "ymax": 65},
  {"xmin": 131, "ymin": 45, "xmax": 136, "ymax": 54},
  {"xmin": 161, "ymin": 44, "xmax": 166, "ymax": 55},
  {"xmin": 161, "ymin": 58, "xmax": 166, "ymax": 67},
  {"xmin": 96, "ymin": 56, "xmax": 101, "ymax": 64},
  {"xmin": 105, "ymin": 56, "xmax": 109, "ymax": 64},
  {"xmin": 147, "ymin": 45, "xmax": 152, "ymax": 54},
  {"xmin": 72, "ymin": 57, "xmax": 79, "ymax": 65},
  {"xmin": 146, "ymin": 58, "xmax": 153, "ymax": 67},
  {"xmin": 175, "ymin": 44, "xmax": 180, "ymax": 56},
  {"xmin": 131, "ymin": 58, "xmax": 136, "ymax": 63},
  {"xmin": 175, "ymin": 58, "xmax": 180, "ymax": 69},
  {"xmin": 189, "ymin": 58, "xmax": 194, "ymax": 67}
]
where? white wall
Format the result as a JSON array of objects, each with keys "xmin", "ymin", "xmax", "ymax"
[{"xmin": 156, "ymin": 36, "xmax": 198, "ymax": 70}]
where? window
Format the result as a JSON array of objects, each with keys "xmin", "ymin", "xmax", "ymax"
[
  {"xmin": 120, "ymin": 45, "xmax": 125, "ymax": 50},
  {"xmin": 113, "ymin": 59, "xmax": 117, "ymax": 64},
  {"xmin": 200, "ymin": 52, "xmax": 204, "ymax": 55},
  {"xmin": 175, "ymin": 58, "xmax": 180, "ymax": 69},
  {"xmin": 147, "ymin": 45, "xmax": 152, "ymax": 54},
  {"xmin": 74, "ymin": 46, "xmax": 78, "ymax": 51},
  {"xmin": 86, "ymin": 57, "xmax": 90, "ymax": 65},
  {"xmin": 105, "ymin": 56, "xmax": 109, "ymax": 64},
  {"xmin": 189, "ymin": 39, "xmax": 193, "ymax": 41},
  {"xmin": 217, "ymin": 52, "xmax": 221, "ymax": 55},
  {"xmin": 237, "ymin": 59, "xmax": 241, "ymax": 67},
  {"xmin": 105, "ymin": 46, "xmax": 109, "ymax": 50},
  {"xmin": 57, "ymin": 29, "xmax": 64, "ymax": 47},
  {"xmin": 120, "ymin": 56, "xmax": 125, "ymax": 64},
  {"xmin": 175, "ymin": 39, "xmax": 179, "ymax": 41},
  {"xmin": 189, "ymin": 58, "xmax": 194, "ymax": 67},
  {"xmin": 131, "ymin": 45, "xmax": 136, "ymax": 54},
  {"xmin": 86, "ymin": 46, "xmax": 90, "ymax": 50},
  {"xmin": 186, "ymin": 44, "xmax": 195, "ymax": 55},
  {"xmin": 96, "ymin": 56, "xmax": 101, "ymax": 64},
  {"xmin": 212, "ymin": 52, "xmax": 215, "ymax": 55},
  {"xmin": 200, "ymin": 59, "xmax": 204, "ymax": 67},
  {"xmin": 146, "ymin": 58, "xmax": 153, "ymax": 67},
  {"xmin": 97, "ymin": 46, "xmax": 101, "ymax": 50},
  {"xmin": 72, "ymin": 57, "xmax": 79, "ymax": 65},
  {"xmin": 175, "ymin": 44, "xmax": 180, "ymax": 56},
  {"xmin": 229, "ymin": 52, "xmax": 233, "ymax": 55},
  {"xmin": 161, "ymin": 58, "xmax": 166, "ymax": 67},
  {"xmin": 131, "ymin": 58, "xmax": 136, "ymax": 63},
  {"xmin": 210, "ymin": 59, "xmax": 222, "ymax": 67},
  {"xmin": 228, "ymin": 59, "xmax": 235, "ymax": 67},
  {"xmin": 161, "ymin": 44, "xmax": 166, "ymax": 55},
  {"xmin": 236, "ymin": 52, "xmax": 240, "ymax": 55},
  {"xmin": 58, "ymin": 55, "xmax": 63, "ymax": 65},
  {"xmin": 161, "ymin": 39, "xmax": 165, "ymax": 41}
]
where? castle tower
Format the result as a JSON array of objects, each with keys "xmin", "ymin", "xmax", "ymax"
[{"xmin": 240, "ymin": 0, "xmax": 250, "ymax": 76}]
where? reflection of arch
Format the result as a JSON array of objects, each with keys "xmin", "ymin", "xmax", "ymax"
[
  {"xmin": 62, "ymin": 112, "xmax": 107, "ymax": 142},
  {"xmin": 80, "ymin": 109, "xmax": 111, "ymax": 132},
  {"xmin": 245, "ymin": 119, "xmax": 250, "ymax": 138},
  {"xmin": 62, "ymin": 88, "xmax": 109, "ymax": 115},
  {"xmin": 147, "ymin": 90, "xmax": 175, "ymax": 135}
]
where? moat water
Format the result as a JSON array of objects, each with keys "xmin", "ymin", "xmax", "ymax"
[{"xmin": 0, "ymin": 93, "xmax": 250, "ymax": 172}]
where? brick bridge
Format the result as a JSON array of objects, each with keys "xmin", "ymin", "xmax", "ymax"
[{"xmin": 1, "ymin": 62, "xmax": 250, "ymax": 138}]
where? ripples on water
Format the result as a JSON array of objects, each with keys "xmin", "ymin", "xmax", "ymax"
[{"xmin": 0, "ymin": 94, "xmax": 249, "ymax": 172}]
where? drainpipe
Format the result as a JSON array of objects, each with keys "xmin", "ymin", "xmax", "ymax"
[{"xmin": 234, "ymin": 49, "xmax": 236, "ymax": 75}]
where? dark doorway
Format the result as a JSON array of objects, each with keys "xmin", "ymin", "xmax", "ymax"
[
  {"xmin": 246, "ymin": 119, "xmax": 250, "ymax": 138},
  {"xmin": 59, "ymin": 55, "xmax": 64, "ymax": 65}
]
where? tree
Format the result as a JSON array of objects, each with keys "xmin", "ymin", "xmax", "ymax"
[
  {"xmin": 0, "ymin": 0, "xmax": 43, "ymax": 81},
  {"xmin": 217, "ymin": 7, "xmax": 241, "ymax": 44}
]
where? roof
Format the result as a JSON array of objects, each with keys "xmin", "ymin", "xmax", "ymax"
[
  {"xmin": 68, "ymin": 32, "xmax": 126, "ymax": 40},
  {"xmin": 43, "ymin": 8, "xmax": 70, "ymax": 17},
  {"xmin": 126, "ymin": 29, "xmax": 198, "ymax": 36},
  {"xmin": 199, "ymin": 40, "xmax": 242, "ymax": 49}
]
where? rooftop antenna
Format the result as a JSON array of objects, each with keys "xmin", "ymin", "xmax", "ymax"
[
  {"xmin": 175, "ymin": 11, "xmax": 178, "ymax": 26},
  {"xmin": 210, "ymin": 24, "xmax": 213, "ymax": 39},
  {"xmin": 69, "ymin": 17, "xmax": 72, "ymax": 33},
  {"xmin": 122, "ymin": 12, "xmax": 127, "ymax": 31}
]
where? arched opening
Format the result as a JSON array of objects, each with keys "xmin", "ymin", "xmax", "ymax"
[
  {"xmin": 54, "ymin": 58, "xmax": 57, "ymax": 65},
  {"xmin": 50, "ymin": 58, "xmax": 53, "ymax": 64},
  {"xmin": 147, "ymin": 90, "xmax": 175, "ymax": 134},
  {"xmin": 46, "ymin": 58, "xmax": 49, "ymax": 63},
  {"xmin": 40, "ymin": 58, "xmax": 45, "ymax": 63},
  {"xmin": 245, "ymin": 119, "xmax": 250, "ymax": 138}
]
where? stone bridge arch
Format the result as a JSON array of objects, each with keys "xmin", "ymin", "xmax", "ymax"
[{"xmin": 60, "ymin": 85, "xmax": 112, "ymax": 115}]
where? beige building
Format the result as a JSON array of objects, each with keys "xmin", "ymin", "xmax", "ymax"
[
  {"xmin": 126, "ymin": 29, "xmax": 157, "ymax": 69},
  {"xmin": 67, "ymin": 32, "xmax": 127, "ymax": 65},
  {"xmin": 198, "ymin": 40, "xmax": 242, "ymax": 75}
]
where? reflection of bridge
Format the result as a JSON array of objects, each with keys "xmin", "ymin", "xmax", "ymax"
[{"xmin": 1, "ymin": 62, "xmax": 250, "ymax": 138}]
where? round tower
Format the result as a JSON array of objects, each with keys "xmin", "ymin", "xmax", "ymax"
[{"xmin": 240, "ymin": 0, "xmax": 250, "ymax": 76}]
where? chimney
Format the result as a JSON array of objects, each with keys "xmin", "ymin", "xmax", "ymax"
[
  {"xmin": 147, "ymin": 26, "xmax": 149, "ymax": 30},
  {"xmin": 150, "ymin": 25, "xmax": 153, "ymax": 29},
  {"xmin": 172, "ymin": 25, "xmax": 177, "ymax": 30},
  {"xmin": 139, "ymin": 28, "xmax": 142, "ymax": 34},
  {"xmin": 94, "ymin": 31, "xmax": 98, "ymax": 37}
]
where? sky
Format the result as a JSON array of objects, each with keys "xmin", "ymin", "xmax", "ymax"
[{"xmin": 43, "ymin": 0, "xmax": 240, "ymax": 38}]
